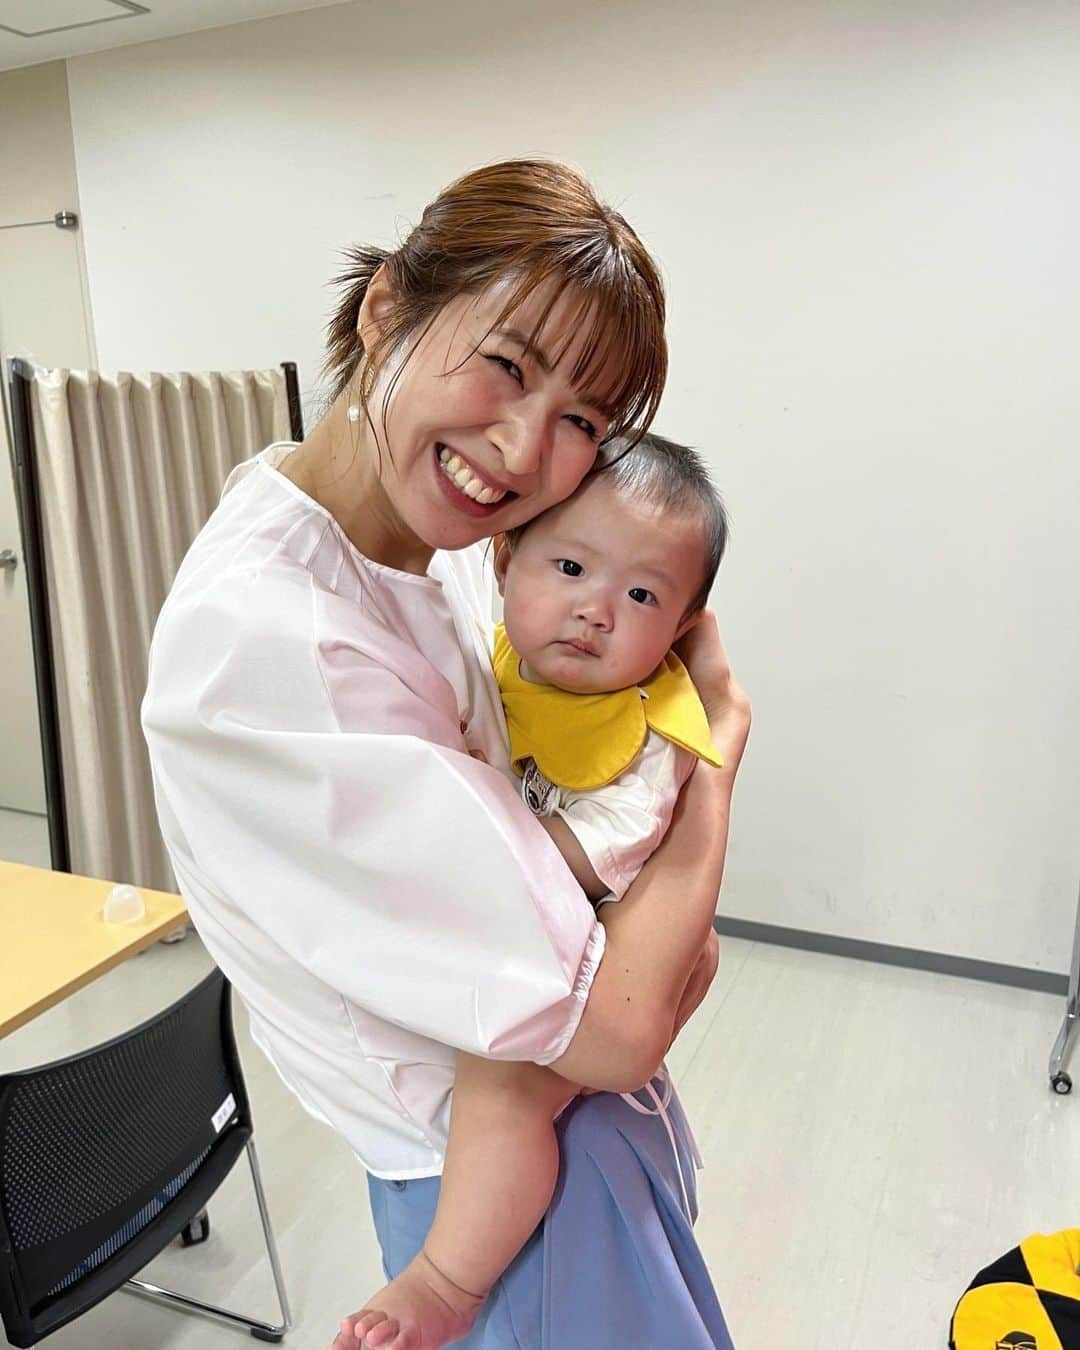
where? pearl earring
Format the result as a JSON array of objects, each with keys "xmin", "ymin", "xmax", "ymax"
[{"xmin": 347, "ymin": 404, "xmax": 360, "ymax": 423}]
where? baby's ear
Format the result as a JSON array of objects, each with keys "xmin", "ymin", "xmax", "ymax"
[
  {"xmin": 493, "ymin": 533, "xmax": 511, "ymax": 597},
  {"xmin": 674, "ymin": 608, "xmax": 704, "ymax": 644}
]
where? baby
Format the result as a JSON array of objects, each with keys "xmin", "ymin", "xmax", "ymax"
[{"xmin": 350, "ymin": 433, "xmax": 729, "ymax": 1349}]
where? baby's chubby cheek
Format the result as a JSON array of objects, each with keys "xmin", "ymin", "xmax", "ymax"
[{"xmin": 500, "ymin": 595, "xmax": 547, "ymax": 658}]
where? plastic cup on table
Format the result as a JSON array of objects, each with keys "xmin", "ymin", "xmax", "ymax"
[{"xmin": 103, "ymin": 883, "xmax": 146, "ymax": 925}]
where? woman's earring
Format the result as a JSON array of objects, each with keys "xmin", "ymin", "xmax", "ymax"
[{"xmin": 348, "ymin": 359, "xmax": 375, "ymax": 423}]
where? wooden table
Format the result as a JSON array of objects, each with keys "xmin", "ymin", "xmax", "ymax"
[{"xmin": 0, "ymin": 860, "xmax": 188, "ymax": 1038}]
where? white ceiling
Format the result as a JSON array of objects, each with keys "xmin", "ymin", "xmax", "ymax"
[{"xmin": 0, "ymin": 0, "xmax": 351, "ymax": 71}]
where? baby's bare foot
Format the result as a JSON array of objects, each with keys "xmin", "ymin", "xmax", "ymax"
[{"xmin": 344, "ymin": 1250, "xmax": 486, "ymax": 1350}]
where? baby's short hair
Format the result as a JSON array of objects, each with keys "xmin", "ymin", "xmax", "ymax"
[
  {"xmin": 594, "ymin": 432, "xmax": 728, "ymax": 615},
  {"xmin": 504, "ymin": 432, "xmax": 728, "ymax": 616}
]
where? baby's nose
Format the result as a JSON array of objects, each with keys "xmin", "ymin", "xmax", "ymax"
[{"xmin": 575, "ymin": 599, "xmax": 613, "ymax": 630}]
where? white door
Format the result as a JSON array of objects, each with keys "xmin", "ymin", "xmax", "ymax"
[{"xmin": 0, "ymin": 221, "xmax": 93, "ymax": 814}]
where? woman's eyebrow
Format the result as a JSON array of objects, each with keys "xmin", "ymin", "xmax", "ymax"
[
  {"xmin": 494, "ymin": 327, "xmax": 612, "ymax": 419},
  {"xmin": 493, "ymin": 327, "xmax": 554, "ymax": 373}
]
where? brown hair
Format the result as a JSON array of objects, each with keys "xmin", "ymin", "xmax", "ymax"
[{"xmin": 323, "ymin": 159, "xmax": 667, "ymax": 458}]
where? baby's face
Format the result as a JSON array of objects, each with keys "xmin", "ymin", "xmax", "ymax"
[{"xmin": 497, "ymin": 473, "xmax": 707, "ymax": 693}]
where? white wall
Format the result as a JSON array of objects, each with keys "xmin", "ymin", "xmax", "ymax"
[
  {"xmin": 66, "ymin": 0, "xmax": 1080, "ymax": 971},
  {"xmin": 0, "ymin": 61, "xmax": 96, "ymax": 820}
]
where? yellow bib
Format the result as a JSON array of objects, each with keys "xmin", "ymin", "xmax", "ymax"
[{"xmin": 492, "ymin": 623, "xmax": 724, "ymax": 791}]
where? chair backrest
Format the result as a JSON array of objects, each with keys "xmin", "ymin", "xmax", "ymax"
[{"xmin": 0, "ymin": 969, "xmax": 252, "ymax": 1346}]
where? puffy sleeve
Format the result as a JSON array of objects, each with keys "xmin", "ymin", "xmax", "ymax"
[
  {"xmin": 142, "ymin": 568, "xmax": 604, "ymax": 1068},
  {"xmin": 554, "ymin": 734, "xmax": 695, "ymax": 900}
]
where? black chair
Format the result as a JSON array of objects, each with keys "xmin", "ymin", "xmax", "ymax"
[{"xmin": 0, "ymin": 969, "xmax": 292, "ymax": 1345}]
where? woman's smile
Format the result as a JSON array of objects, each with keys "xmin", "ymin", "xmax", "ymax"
[
  {"xmin": 436, "ymin": 446, "xmax": 513, "ymax": 505},
  {"xmin": 433, "ymin": 445, "xmax": 516, "ymax": 517}
]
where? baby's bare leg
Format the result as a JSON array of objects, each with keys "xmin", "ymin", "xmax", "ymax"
[
  {"xmin": 345, "ymin": 1056, "xmax": 579, "ymax": 1350},
  {"xmin": 426, "ymin": 1055, "xmax": 579, "ymax": 1292}
]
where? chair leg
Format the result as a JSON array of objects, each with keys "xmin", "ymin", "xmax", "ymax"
[
  {"xmin": 245, "ymin": 1138, "xmax": 294, "ymax": 1340},
  {"xmin": 124, "ymin": 1139, "xmax": 293, "ymax": 1341},
  {"xmin": 181, "ymin": 1208, "xmax": 211, "ymax": 1245}
]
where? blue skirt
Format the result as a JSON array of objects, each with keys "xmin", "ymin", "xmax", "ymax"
[{"xmin": 367, "ymin": 1077, "xmax": 736, "ymax": 1349}]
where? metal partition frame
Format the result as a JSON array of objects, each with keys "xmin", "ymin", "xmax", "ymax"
[
  {"xmin": 281, "ymin": 361, "xmax": 304, "ymax": 443},
  {"xmin": 5, "ymin": 356, "xmax": 69, "ymax": 872}
]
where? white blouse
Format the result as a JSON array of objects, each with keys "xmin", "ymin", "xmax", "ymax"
[
  {"xmin": 553, "ymin": 734, "xmax": 694, "ymax": 901},
  {"xmin": 141, "ymin": 444, "xmax": 605, "ymax": 1178}
]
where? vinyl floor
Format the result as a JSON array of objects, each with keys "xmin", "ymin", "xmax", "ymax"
[{"xmin": 0, "ymin": 930, "xmax": 1074, "ymax": 1349}]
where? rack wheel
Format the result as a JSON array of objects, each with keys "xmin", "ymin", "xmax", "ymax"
[
  {"xmin": 180, "ymin": 1211, "xmax": 211, "ymax": 1245},
  {"xmin": 1051, "ymin": 1072, "xmax": 1073, "ymax": 1095}
]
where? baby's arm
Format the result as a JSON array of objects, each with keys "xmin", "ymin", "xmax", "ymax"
[
  {"xmin": 538, "ymin": 815, "xmax": 608, "ymax": 901},
  {"xmin": 348, "ymin": 1055, "xmax": 578, "ymax": 1350},
  {"xmin": 555, "ymin": 736, "xmax": 695, "ymax": 902}
]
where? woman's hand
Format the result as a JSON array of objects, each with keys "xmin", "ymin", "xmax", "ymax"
[
  {"xmin": 676, "ymin": 611, "xmax": 751, "ymax": 775},
  {"xmin": 670, "ymin": 928, "xmax": 720, "ymax": 1047}
]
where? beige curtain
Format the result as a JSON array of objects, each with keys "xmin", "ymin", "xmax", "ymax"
[{"xmin": 28, "ymin": 366, "xmax": 293, "ymax": 892}]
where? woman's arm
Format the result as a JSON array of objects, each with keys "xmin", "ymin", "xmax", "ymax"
[
  {"xmin": 550, "ymin": 614, "xmax": 750, "ymax": 1092},
  {"xmin": 146, "ymin": 559, "xmax": 741, "ymax": 1083}
]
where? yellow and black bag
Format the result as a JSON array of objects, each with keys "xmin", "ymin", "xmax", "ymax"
[{"xmin": 950, "ymin": 1230, "xmax": 1080, "ymax": 1349}]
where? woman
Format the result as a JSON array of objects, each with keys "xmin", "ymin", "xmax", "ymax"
[{"xmin": 141, "ymin": 159, "xmax": 750, "ymax": 1348}]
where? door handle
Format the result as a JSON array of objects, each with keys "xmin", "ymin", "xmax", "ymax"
[{"xmin": 0, "ymin": 549, "xmax": 18, "ymax": 571}]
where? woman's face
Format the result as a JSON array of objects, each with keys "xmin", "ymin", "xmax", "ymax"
[{"xmin": 360, "ymin": 278, "xmax": 617, "ymax": 554}]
